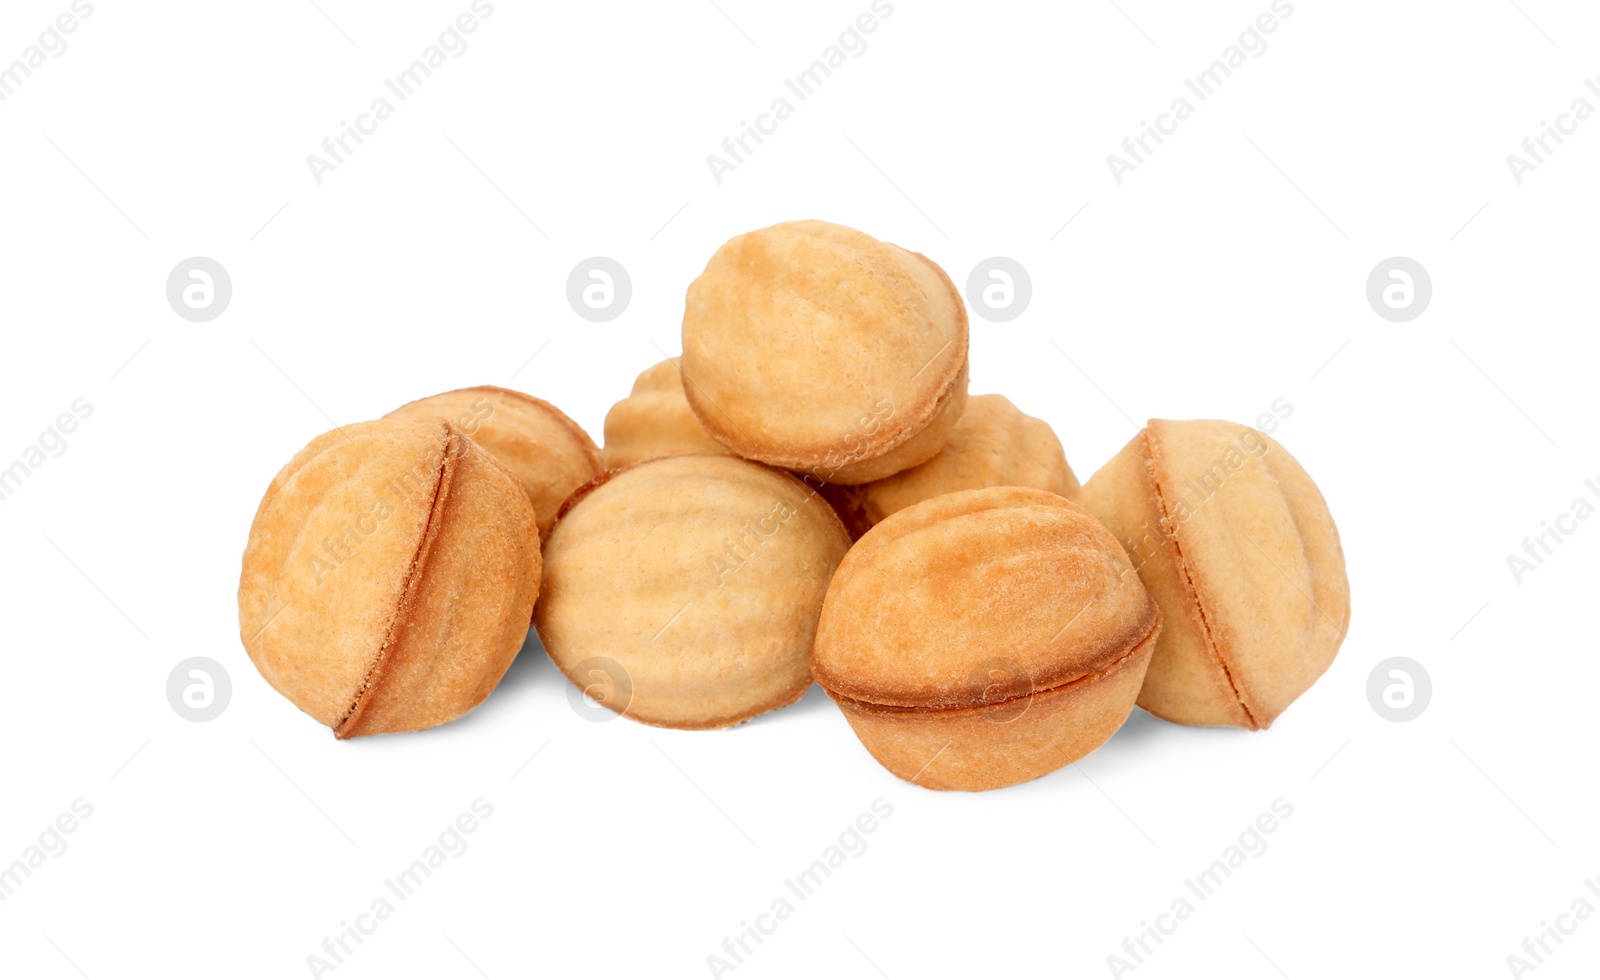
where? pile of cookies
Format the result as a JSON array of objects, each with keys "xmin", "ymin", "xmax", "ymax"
[{"xmin": 238, "ymin": 220, "xmax": 1350, "ymax": 791}]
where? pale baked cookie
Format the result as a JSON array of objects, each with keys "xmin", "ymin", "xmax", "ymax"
[
  {"xmin": 388, "ymin": 386, "xmax": 601, "ymax": 541},
  {"xmin": 535, "ymin": 454, "xmax": 851, "ymax": 729},
  {"xmin": 812, "ymin": 487, "xmax": 1160, "ymax": 791},
  {"xmin": 601, "ymin": 358, "xmax": 730, "ymax": 469},
  {"xmin": 680, "ymin": 220, "xmax": 969, "ymax": 484},
  {"xmin": 238, "ymin": 419, "xmax": 541, "ymax": 737},
  {"xmin": 1076, "ymin": 420, "xmax": 1350, "ymax": 729},
  {"xmin": 837, "ymin": 394, "xmax": 1078, "ymax": 531}
]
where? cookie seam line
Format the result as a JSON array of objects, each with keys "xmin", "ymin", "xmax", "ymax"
[
  {"xmin": 815, "ymin": 492, "xmax": 1140, "ymax": 707},
  {"xmin": 1146, "ymin": 432, "xmax": 1261, "ymax": 729},
  {"xmin": 820, "ymin": 613, "xmax": 1159, "ymax": 716},
  {"xmin": 683, "ymin": 340, "xmax": 968, "ymax": 473},
  {"xmin": 333, "ymin": 429, "xmax": 456, "ymax": 737}
]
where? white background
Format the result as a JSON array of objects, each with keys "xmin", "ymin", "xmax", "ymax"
[{"xmin": 1, "ymin": 1, "xmax": 1596, "ymax": 977}]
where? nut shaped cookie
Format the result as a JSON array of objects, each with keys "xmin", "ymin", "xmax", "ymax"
[
  {"xmin": 535, "ymin": 454, "xmax": 852, "ymax": 729},
  {"xmin": 812, "ymin": 487, "xmax": 1160, "ymax": 791},
  {"xmin": 238, "ymin": 419, "xmax": 542, "ymax": 737},
  {"xmin": 681, "ymin": 220, "xmax": 969, "ymax": 484},
  {"xmin": 835, "ymin": 394, "xmax": 1079, "ymax": 532},
  {"xmin": 601, "ymin": 358, "xmax": 729, "ymax": 469},
  {"xmin": 1076, "ymin": 420, "xmax": 1350, "ymax": 729},
  {"xmin": 388, "ymin": 386, "xmax": 602, "ymax": 540}
]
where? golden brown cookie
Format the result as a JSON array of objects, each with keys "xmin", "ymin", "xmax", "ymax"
[
  {"xmin": 535, "ymin": 454, "xmax": 851, "ymax": 729},
  {"xmin": 1076, "ymin": 420, "xmax": 1349, "ymax": 729},
  {"xmin": 601, "ymin": 358, "xmax": 730, "ymax": 469},
  {"xmin": 680, "ymin": 220, "xmax": 969, "ymax": 484},
  {"xmin": 812, "ymin": 487, "xmax": 1160, "ymax": 791},
  {"xmin": 388, "ymin": 386, "xmax": 601, "ymax": 540},
  {"xmin": 238, "ymin": 418, "xmax": 541, "ymax": 737},
  {"xmin": 838, "ymin": 394, "xmax": 1078, "ymax": 530}
]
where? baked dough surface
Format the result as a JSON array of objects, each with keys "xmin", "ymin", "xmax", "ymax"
[{"xmin": 681, "ymin": 220, "xmax": 969, "ymax": 483}]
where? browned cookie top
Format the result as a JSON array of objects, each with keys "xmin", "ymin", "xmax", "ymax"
[{"xmin": 813, "ymin": 486, "xmax": 1159, "ymax": 710}]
